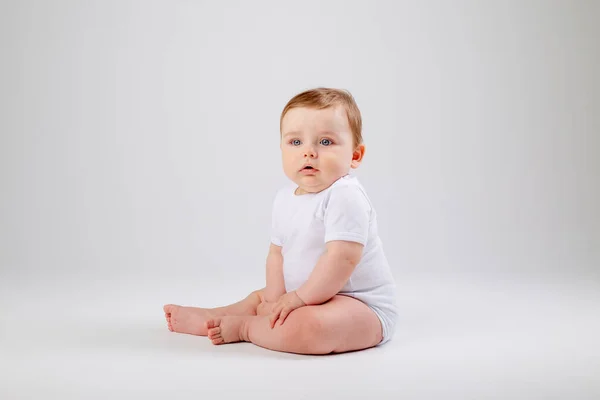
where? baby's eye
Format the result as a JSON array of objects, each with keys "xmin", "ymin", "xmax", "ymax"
[
  {"xmin": 290, "ymin": 139, "xmax": 302, "ymax": 146},
  {"xmin": 320, "ymin": 138, "xmax": 333, "ymax": 146}
]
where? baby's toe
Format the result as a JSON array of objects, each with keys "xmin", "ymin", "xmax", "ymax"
[
  {"xmin": 211, "ymin": 336, "xmax": 224, "ymax": 345},
  {"xmin": 163, "ymin": 305, "xmax": 174, "ymax": 314},
  {"xmin": 208, "ymin": 327, "xmax": 221, "ymax": 339},
  {"xmin": 205, "ymin": 318, "xmax": 221, "ymax": 330}
]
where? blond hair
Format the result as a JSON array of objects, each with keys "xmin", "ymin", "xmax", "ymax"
[{"xmin": 280, "ymin": 87, "xmax": 363, "ymax": 147}]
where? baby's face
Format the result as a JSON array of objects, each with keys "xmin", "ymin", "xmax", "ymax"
[{"xmin": 280, "ymin": 105, "xmax": 364, "ymax": 194}]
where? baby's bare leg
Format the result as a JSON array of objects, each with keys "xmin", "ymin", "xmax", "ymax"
[
  {"xmin": 205, "ymin": 295, "xmax": 383, "ymax": 355},
  {"xmin": 164, "ymin": 288, "xmax": 267, "ymax": 336}
]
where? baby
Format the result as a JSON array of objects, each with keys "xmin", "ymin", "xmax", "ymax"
[{"xmin": 164, "ymin": 87, "xmax": 398, "ymax": 354}]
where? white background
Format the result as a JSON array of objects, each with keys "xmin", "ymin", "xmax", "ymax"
[{"xmin": 1, "ymin": 1, "xmax": 599, "ymax": 399}]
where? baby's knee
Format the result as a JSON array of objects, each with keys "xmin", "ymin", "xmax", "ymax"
[
  {"xmin": 256, "ymin": 301, "xmax": 274, "ymax": 316},
  {"xmin": 248, "ymin": 288, "xmax": 266, "ymax": 304}
]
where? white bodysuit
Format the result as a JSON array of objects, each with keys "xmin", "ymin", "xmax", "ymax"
[{"xmin": 270, "ymin": 174, "xmax": 399, "ymax": 345}]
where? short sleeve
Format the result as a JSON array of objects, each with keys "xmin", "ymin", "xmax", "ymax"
[
  {"xmin": 270, "ymin": 190, "xmax": 283, "ymax": 246},
  {"xmin": 324, "ymin": 185, "xmax": 371, "ymax": 245}
]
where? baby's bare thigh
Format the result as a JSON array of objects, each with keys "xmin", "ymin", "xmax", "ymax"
[{"xmin": 308, "ymin": 295, "xmax": 383, "ymax": 353}]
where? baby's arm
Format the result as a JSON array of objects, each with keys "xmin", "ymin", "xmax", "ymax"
[
  {"xmin": 295, "ymin": 240, "xmax": 363, "ymax": 305},
  {"xmin": 264, "ymin": 243, "xmax": 286, "ymax": 303}
]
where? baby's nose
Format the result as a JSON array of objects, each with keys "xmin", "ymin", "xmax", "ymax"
[{"xmin": 304, "ymin": 147, "xmax": 317, "ymax": 158}]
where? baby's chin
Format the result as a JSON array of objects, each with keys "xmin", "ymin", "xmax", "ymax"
[{"xmin": 293, "ymin": 175, "xmax": 343, "ymax": 194}]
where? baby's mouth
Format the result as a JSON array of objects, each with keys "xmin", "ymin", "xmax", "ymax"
[{"xmin": 300, "ymin": 165, "xmax": 318, "ymax": 172}]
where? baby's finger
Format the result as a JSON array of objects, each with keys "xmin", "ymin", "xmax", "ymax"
[
  {"xmin": 278, "ymin": 307, "xmax": 290, "ymax": 326},
  {"xmin": 269, "ymin": 311, "xmax": 280, "ymax": 329},
  {"xmin": 271, "ymin": 303, "xmax": 282, "ymax": 316}
]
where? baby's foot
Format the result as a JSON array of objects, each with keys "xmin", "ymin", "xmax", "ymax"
[
  {"xmin": 205, "ymin": 316, "xmax": 251, "ymax": 345},
  {"xmin": 163, "ymin": 305, "xmax": 214, "ymax": 336}
]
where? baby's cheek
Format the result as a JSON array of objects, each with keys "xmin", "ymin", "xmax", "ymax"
[
  {"xmin": 321, "ymin": 153, "xmax": 340, "ymax": 166},
  {"xmin": 326, "ymin": 157, "xmax": 349, "ymax": 173}
]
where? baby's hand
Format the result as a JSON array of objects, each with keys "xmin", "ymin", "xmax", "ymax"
[
  {"xmin": 269, "ymin": 291, "xmax": 306, "ymax": 328},
  {"xmin": 256, "ymin": 301, "xmax": 275, "ymax": 316}
]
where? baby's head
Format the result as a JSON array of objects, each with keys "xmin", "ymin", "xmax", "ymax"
[{"xmin": 279, "ymin": 87, "xmax": 365, "ymax": 195}]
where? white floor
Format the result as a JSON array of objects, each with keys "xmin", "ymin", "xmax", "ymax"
[{"xmin": 1, "ymin": 272, "xmax": 599, "ymax": 399}]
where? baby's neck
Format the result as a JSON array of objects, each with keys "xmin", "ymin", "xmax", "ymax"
[{"xmin": 294, "ymin": 187, "xmax": 311, "ymax": 195}]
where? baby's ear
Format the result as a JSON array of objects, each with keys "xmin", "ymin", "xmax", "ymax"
[{"xmin": 351, "ymin": 144, "xmax": 366, "ymax": 168}]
